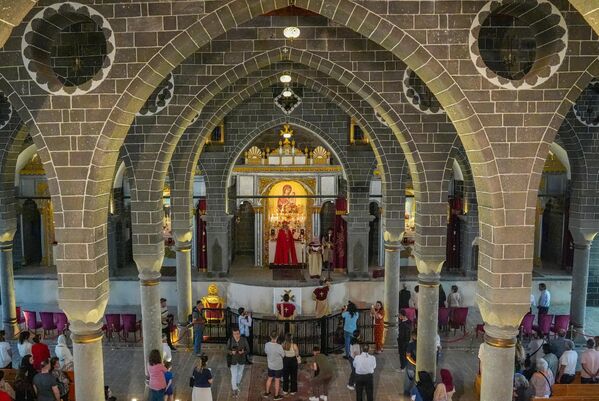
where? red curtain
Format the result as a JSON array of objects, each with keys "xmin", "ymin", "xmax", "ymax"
[
  {"xmin": 196, "ymin": 198, "xmax": 207, "ymax": 271},
  {"xmin": 334, "ymin": 197, "xmax": 347, "ymax": 270}
]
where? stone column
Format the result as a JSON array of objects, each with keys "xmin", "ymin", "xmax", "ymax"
[
  {"xmin": 137, "ymin": 264, "xmax": 163, "ymax": 368},
  {"xmin": 70, "ymin": 322, "xmax": 105, "ymax": 401},
  {"xmin": 383, "ymin": 239, "xmax": 402, "ymax": 343},
  {"xmin": 0, "ymin": 236, "xmax": 17, "ymax": 336},
  {"xmin": 570, "ymin": 240, "xmax": 592, "ymax": 330},
  {"xmin": 416, "ymin": 272, "xmax": 440, "ymax": 378},
  {"xmin": 174, "ymin": 231, "xmax": 193, "ymax": 326},
  {"xmin": 480, "ymin": 325, "xmax": 518, "ymax": 401}
]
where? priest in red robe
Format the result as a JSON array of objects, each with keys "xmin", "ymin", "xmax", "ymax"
[{"xmin": 274, "ymin": 222, "xmax": 298, "ymax": 265}]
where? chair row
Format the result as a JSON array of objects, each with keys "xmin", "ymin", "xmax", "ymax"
[
  {"xmin": 520, "ymin": 313, "xmax": 570, "ymax": 338},
  {"xmin": 401, "ymin": 307, "xmax": 469, "ymax": 335},
  {"xmin": 19, "ymin": 308, "xmax": 69, "ymax": 337},
  {"xmin": 103, "ymin": 313, "xmax": 142, "ymax": 342}
]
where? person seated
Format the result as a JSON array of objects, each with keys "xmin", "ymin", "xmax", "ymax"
[
  {"xmin": 513, "ymin": 373, "xmax": 534, "ymax": 401},
  {"xmin": 549, "ymin": 329, "xmax": 568, "ymax": 359},
  {"xmin": 520, "ymin": 357, "xmax": 536, "ymax": 381},
  {"xmin": 0, "ymin": 371, "xmax": 15, "ymax": 400},
  {"xmin": 276, "ymin": 294, "xmax": 296, "ymax": 320},
  {"xmin": 526, "ymin": 330, "xmax": 545, "ymax": 365},
  {"xmin": 530, "ymin": 358, "xmax": 554, "ymax": 398},
  {"xmin": 542, "ymin": 343, "xmax": 558, "ymax": 378},
  {"xmin": 557, "ymin": 340, "xmax": 577, "ymax": 384},
  {"xmin": 105, "ymin": 386, "xmax": 117, "ymax": 401}
]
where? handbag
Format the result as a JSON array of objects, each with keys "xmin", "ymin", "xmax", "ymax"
[{"xmin": 189, "ymin": 375, "xmax": 195, "ymax": 388}]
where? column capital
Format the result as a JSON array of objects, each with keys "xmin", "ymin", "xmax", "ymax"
[
  {"xmin": 139, "ymin": 270, "xmax": 161, "ymax": 286},
  {"xmin": 417, "ymin": 272, "xmax": 440, "ymax": 286},
  {"xmin": 483, "ymin": 324, "xmax": 519, "ymax": 348},
  {"xmin": 414, "ymin": 257, "xmax": 445, "ymax": 275},
  {"xmin": 0, "ymin": 228, "xmax": 16, "ymax": 244},
  {"xmin": 133, "ymin": 251, "xmax": 164, "ymax": 274},
  {"xmin": 383, "ymin": 240, "xmax": 403, "ymax": 252},
  {"xmin": 70, "ymin": 321, "xmax": 104, "ymax": 344},
  {"xmin": 172, "ymin": 227, "xmax": 193, "ymax": 250}
]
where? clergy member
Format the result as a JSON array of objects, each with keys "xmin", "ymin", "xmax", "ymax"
[
  {"xmin": 274, "ymin": 222, "xmax": 298, "ymax": 265},
  {"xmin": 307, "ymin": 236, "xmax": 323, "ymax": 278},
  {"xmin": 321, "ymin": 227, "xmax": 335, "ymax": 271},
  {"xmin": 312, "ymin": 279, "xmax": 331, "ymax": 318}
]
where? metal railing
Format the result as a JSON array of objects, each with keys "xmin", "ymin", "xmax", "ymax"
[{"xmin": 198, "ymin": 308, "xmax": 374, "ymax": 357}]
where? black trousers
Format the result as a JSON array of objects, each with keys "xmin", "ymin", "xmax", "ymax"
[
  {"xmin": 397, "ymin": 340, "xmax": 409, "ymax": 369},
  {"xmin": 282, "ymin": 356, "xmax": 298, "ymax": 393},
  {"xmin": 355, "ymin": 373, "xmax": 374, "ymax": 401},
  {"xmin": 560, "ymin": 374, "xmax": 575, "ymax": 384},
  {"xmin": 242, "ymin": 333, "xmax": 253, "ymax": 355},
  {"xmin": 162, "ymin": 326, "xmax": 174, "ymax": 349}
]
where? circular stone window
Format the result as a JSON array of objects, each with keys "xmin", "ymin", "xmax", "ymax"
[
  {"xmin": 469, "ymin": 0, "xmax": 567, "ymax": 90},
  {"xmin": 0, "ymin": 92, "xmax": 13, "ymax": 130},
  {"xmin": 402, "ymin": 68, "xmax": 444, "ymax": 114},
  {"xmin": 137, "ymin": 73, "xmax": 175, "ymax": 117},
  {"xmin": 573, "ymin": 79, "xmax": 599, "ymax": 127},
  {"xmin": 21, "ymin": 2, "xmax": 115, "ymax": 96}
]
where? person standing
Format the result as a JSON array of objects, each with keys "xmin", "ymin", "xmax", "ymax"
[
  {"xmin": 238, "ymin": 308, "xmax": 253, "ymax": 360},
  {"xmin": 147, "ymin": 349, "xmax": 167, "ymax": 401},
  {"xmin": 438, "ymin": 284, "xmax": 447, "ymax": 308},
  {"xmin": 31, "ymin": 335, "xmax": 50, "ymax": 371},
  {"xmin": 191, "ymin": 355, "xmax": 213, "ymax": 401},
  {"xmin": 17, "ymin": 332, "xmax": 33, "ymax": 360},
  {"xmin": 49, "ymin": 357, "xmax": 69, "ymax": 401},
  {"xmin": 347, "ymin": 330, "xmax": 361, "ymax": 391},
  {"xmin": 530, "ymin": 359, "xmax": 554, "ymax": 398},
  {"xmin": 307, "ymin": 236, "xmax": 323, "ymax": 278},
  {"xmin": 398, "ymin": 285, "xmax": 411, "ymax": 309},
  {"xmin": 32, "ymin": 359, "xmax": 59, "ymax": 401},
  {"xmin": 160, "ymin": 298, "xmax": 176, "ymax": 351},
  {"xmin": 161, "ymin": 335, "xmax": 172, "ymax": 364},
  {"xmin": 542, "ymin": 344, "xmax": 559, "ymax": 378},
  {"xmin": 164, "ymin": 361, "xmax": 174, "ymax": 401},
  {"xmin": 342, "ymin": 302, "xmax": 359, "ymax": 359},
  {"xmin": 264, "ymin": 331, "xmax": 284, "ymax": 400},
  {"xmin": 281, "ymin": 333, "xmax": 300, "ymax": 396},
  {"xmin": 537, "ymin": 283, "xmax": 551, "ymax": 316},
  {"xmin": 310, "ymin": 346, "xmax": 333, "ymax": 401},
  {"xmin": 321, "ymin": 228, "xmax": 335, "ymax": 272},
  {"xmin": 227, "ymin": 326, "xmax": 249, "ymax": 397},
  {"xmin": 447, "ymin": 285, "xmax": 461, "ymax": 308},
  {"xmin": 192, "ymin": 301, "xmax": 206, "ymax": 356},
  {"xmin": 370, "ymin": 302, "xmax": 384, "ymax": 353},
  {"xmin": 397, "ymin": 309, "xmax": 412, "ymax": 372},
  {"xmin": 0, "ymin": 332, "xmax": 12, "ymax": 369},
  {"xmin": 580, "ymin": 338, "xmax": 599, "ymax": 384},
  {"xmin": 557, "ymin": 340, "xmax": 577, "ymax": 384},
  {"xmin": 410, "ymin": 286, "xmax": 419, "ymax": 309},
  {"xmin": 353, "ymin": 344, "xmax": 376, "ymax": 401},
  {"xmin": 313, "ymin": 279, "xmax": 331, "ymax": 318},
  {"xmin": 54, "ymin": 334, "xmax": 73, "ymax": 371}
]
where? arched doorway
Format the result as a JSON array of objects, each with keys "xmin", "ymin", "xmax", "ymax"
[
  {"xmin": 319, "ymin": 201, "xmax": 335, "ymax": 239},
  {"xmin": 368, "ymin": 201, "xmax": 380, "ymax": 267},
  {"xmin": 21, "ymin": 198, "xmax": 42, "ymax": 265},
  {"xmin": 233, "ymin": 201, "xmax": 255, "ymax": 264}
]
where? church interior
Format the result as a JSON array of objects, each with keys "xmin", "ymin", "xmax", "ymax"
[{"xmin": 1, "ymin": 0, "xmax": 599, "ymax": 400}]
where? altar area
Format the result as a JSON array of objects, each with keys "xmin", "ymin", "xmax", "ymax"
[{"xmin": 230, "ymin": 124, "xmax": 346, "ymax": 269}]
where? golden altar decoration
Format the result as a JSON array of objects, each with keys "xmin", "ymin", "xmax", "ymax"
[{"xmin": 201, "ymin": 283, "xmax": 225, "ymax": 322}]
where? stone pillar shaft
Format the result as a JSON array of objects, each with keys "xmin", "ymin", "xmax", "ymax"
[
  {"xmin": 415, "ymin": 274, "xmax": 439, "ymax": 379},
  {"xmin": 383, "ymin": 241, "xmax": 401, "ymax": 343},
  {"xmin": 0, "ymin": 241, "xmax": 17, "ymax": 336},
  {"xmin": 71, "ymin": 324, "xmax": 105, "ymax": 401},
  {"xmin": 176, "ymin": 244, "xmax": 192, "ymax": 326},
  {"xmin": 480, "ymin": 328, "xmax": 517, "ymax": 401},
  {"xmin": 140, "ymin": 274, "xmax": 162, "ymax": 368},
  {"xmin": 570, "ymin": 242, "xmax": 591, "ymax": 329}
]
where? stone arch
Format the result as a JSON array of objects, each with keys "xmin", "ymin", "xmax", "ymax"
[
  {"xmin": 568, "ymin": 1, "xmax": 599, "ymax": 37},
  {"xmin": 528, "ymin": 57, "xmax": 599, "ymax": 221},
  {"xmin": 178, "ymin": 70, "xmax": 397, "ymax": 205},
  {"xmin": 99, "ymin": 0, "xmax": 498, "ymax": 213},
  {"xmin": 0, "ymin": 1, "xmax": 37, "ymax": 48},
  {"xmin": 155, "ymin": 48, "xmax": 417, "ymax": 202}
]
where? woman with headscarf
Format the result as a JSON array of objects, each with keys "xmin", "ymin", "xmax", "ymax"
[
  {"xmin": 433, "ymin": 369, "xmax": 455, "ymax": 401},
  {"xmin": 410, "ymin": 371, "xmax": 435, "ymax": 401},
  {"xmin": 55, "ymin": 334, "xmax": 74, "ymax": 371}
]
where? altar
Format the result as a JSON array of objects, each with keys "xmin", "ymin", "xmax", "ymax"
[{"xmin": 230, "ymin": 124, "xmax": 345, "ymax": 267}]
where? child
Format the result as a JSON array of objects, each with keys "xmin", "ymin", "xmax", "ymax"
[{"xmin": 164, "ymin": 361, "xmax": 174, "ymax": 401}]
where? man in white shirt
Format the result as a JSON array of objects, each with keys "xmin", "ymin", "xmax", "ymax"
[
  {"xmin": 581, "ymin": 338, "xmax": 599, "ymax": 384},
  {"xmin": 161, "ymin": 334, "xmax": 172, "ymax": 363},
  {"xmin": 353, "ymin": 344, "xmax": 376, "ymax": 401},
  {"xmin": 0, "ymin": 331, "xmax": 12, "ymax": 368},
  {"xmin": 557, "ymin": 340, "xmax": 577, "ymax": 384}
]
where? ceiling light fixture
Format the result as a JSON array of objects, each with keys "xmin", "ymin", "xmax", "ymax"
[
  {"xmin": 280, "ymin": 74, "xmax": 292, "ymax": 84},
  {"xmin": 283, "ymin": 26, "xmax": 301, "ymax": 39},
  {"xmin": 282, "ymin": 89, "xmax": 293, "ymax": 98}
]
